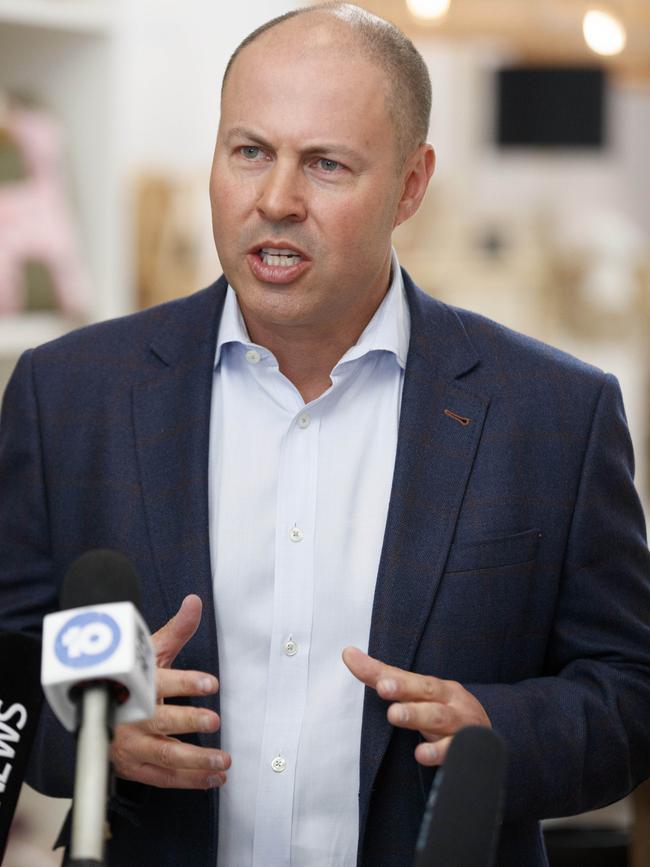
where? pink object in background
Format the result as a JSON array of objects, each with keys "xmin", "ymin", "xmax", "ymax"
[{"xmin": 0, "ymin": 104, "xmax": 89, "ymax": 316}]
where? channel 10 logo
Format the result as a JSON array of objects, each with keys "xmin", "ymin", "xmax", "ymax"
[{"xmin": 55, "ymin": 611, "xmax": 121, "ymax": 668}]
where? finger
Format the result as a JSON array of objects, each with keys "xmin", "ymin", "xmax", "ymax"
[
  {"xmin": 341, "ymin": 646, "xmax": 400, "ymax": 690},
  {"xmin": 142, "ymin": 739, "xmax": 230, "ymax": 774},
  {"xmin": 156, "ymin": 668, "xmax": 219, "ymax": 700},
  {"xmin": 118, "ymin": 763, "xmax": 228, "ymax": 790},
  {"xmin": 153, "ymin": 595, "xmax": 203, "ymax": 668},
  {"xmin": 141, "ymin": 705, "xmax": 221, "ymax": 737},
  {"xmin": 376, "ymin": 671, "xmax": 453, "ymax": 704},
  {"xmin": 113, "ymin": 730, "xmax": 230, "ymax": 774},
  {"xmin": 414, "ymin": 736, "xmax": 452, "ymax": 767},
  {"xmin": 387, "ymin": 701, "xmax": 460, "ymax": 737},
  {"xmin": 342, "ymin": 647, "xmax": 453, "ymax": 705}
]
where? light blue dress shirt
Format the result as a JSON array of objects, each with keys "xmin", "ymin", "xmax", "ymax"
[{"xmin": 209, "ymin": 250, "xmax": 410, "ymax": 867}]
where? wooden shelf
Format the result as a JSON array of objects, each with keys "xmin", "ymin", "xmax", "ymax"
[{"xmin": 0, "ymin": 0, "xmax": 117, "ymax": 34}]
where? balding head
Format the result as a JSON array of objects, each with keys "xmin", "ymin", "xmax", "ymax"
[{"xmin": 222, "ymin": 3, "xmax": 432, "ymax": 163}]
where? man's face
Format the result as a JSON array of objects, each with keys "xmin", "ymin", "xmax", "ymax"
[{"xmin": 210, "ymin": 27, "xmax": 411, "ymax": 340}]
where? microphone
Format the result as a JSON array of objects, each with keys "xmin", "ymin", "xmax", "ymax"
[
  {"xmin": 413, "ymin": 726, "xmax": 506, "ymax": 867},
  {"xmin": 42, "ymin": 550, "xmax": 155, "ymax": 732},
  {"xmin": 0, "ymin": 631, "xmax": 44, "ymax": 863},
  {"xmin": 41, "ymin": 550, "xmax": 155, "ymax": 866}
]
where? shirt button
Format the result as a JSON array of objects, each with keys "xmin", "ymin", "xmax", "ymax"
[
  {"xmin": 283, "ymin": 639, "xmax": 298, "ymax": 656},
  {"xmin": 245, "ymin": 349, "xmax": 261, "ymax": 364},
  {"xmin": 289, "ymin": 526, "xmax": 304, "ymax": 543},
  {"xmin": 297, "ymin": 413, "xmax": 311, "ymax": 429},
  {"xmin": 271, "ymin": 755, "xmax": 286, "ymax": 773}
]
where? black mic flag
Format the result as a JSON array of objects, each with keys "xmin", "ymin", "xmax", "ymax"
[
  {"xmin": 0, "ymin": 631, "xmax": 44, "ymax": 862},
  {"xmin": 413, "ymin": 726, "xmax": 506, "ymax": 867}
]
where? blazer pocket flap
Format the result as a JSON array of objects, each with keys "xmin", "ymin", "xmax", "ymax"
[{"xmin": 444, "ymin": 528, "xmax": 542, "ymax": 574}]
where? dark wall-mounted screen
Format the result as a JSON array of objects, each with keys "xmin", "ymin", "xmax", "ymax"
[{"xmin": 497, "ymin": 66, "xmax": 606, "ymax": 149}]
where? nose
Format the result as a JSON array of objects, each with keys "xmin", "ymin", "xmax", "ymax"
[{"xmin": 256, "ymin": 160, "xmax": 307, "ymax": 223}]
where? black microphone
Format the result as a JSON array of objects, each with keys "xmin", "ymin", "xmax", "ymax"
[
  {"xmin": 41, "ymin": 550, "xmax": 155, "ymax": 867},
  {"xmin": 0, "ymin": 631, "xmax": 44, "ymax": 863},
  {"xmin": 413, "ymin": 726, "xmax": 506, "ymax": 867}
]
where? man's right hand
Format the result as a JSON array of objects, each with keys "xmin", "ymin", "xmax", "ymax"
[{"xmin": 110, "ymin": 594, "xmax": 230, "ymax": 789}]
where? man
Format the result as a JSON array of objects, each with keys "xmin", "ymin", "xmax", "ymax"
[{"xmin": 1, "ymin": 4, "xmax": 649, "ymax": 866}]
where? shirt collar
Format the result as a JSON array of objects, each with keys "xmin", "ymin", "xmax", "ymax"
[
  {"xmin": 214, "ymin": 281, "xmax": 253, "ymax": 368},
  {"xmin": 336, "ymin": 247, "xmax": 409, "ymax": 370},
  {"xmin": 214, "ymin": 247, "xmax": 410, "ymax": 370}
]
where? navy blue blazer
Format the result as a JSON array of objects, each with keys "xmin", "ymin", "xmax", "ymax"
[{"xmin": 1, "ymin": 272, "xmax": 649, "ymax": 866}]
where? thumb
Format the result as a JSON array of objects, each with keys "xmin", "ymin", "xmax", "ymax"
[
  {"xmin": 342, "ymin": 646, "xmax": 385, "ymax": 689},
  {"xmin": 153, "ymin": 594, "xmax": 203, "ymax": 668}
]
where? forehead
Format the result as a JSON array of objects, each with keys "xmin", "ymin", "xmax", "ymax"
[{"xmin": 220, "ymin": 24, "xmax": 393, "ymax": 150}]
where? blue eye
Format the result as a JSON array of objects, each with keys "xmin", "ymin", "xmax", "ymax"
[
  {"xmin": 241, "ymin": 146, "xmax": 261, "ymax": 159},
  {"xmin": 318, "ymin": 158, "xmax": 340, "ymax": 172}
]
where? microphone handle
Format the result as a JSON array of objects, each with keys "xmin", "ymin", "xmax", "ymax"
[{"xmin": 68, "ymin": 683, "xmax": 114, "ymax": 866}]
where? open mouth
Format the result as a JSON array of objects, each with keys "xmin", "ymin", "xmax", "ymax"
[
  {"xmin": 247, "ymin": 242, "xmax": 310, "ymax": 284},
  {"xmin": 258, "ymin": 247, "xmax": 303, "ymax": 267}
]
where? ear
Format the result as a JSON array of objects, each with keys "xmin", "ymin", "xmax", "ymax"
[{"xmin": 393, "ymin": 144, "xmax": 435, "ymax": 229}]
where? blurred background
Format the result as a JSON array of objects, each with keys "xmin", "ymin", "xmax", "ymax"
[{"xmin": 0, "ymin": 0, "xmax": 648, "ymax": 865}]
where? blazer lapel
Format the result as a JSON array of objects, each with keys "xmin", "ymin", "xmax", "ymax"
[
  {"xmin": 359, "ymin": 272, "xmax": 490, "ymax": 836},
  {"xmin": 132, "ymin": 279, "xmax": 227, "ymax": 726}
]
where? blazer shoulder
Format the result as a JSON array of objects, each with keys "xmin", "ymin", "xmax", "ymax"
[
  {"xmin": 448, "ymin": 302, "xmax": 608, "ymax": 390},
  {"xmin": 30, "ymin": 279, "xmax": 226, "ymax": 368},
  {"xmin": 403, "ymin": 270, "xmax": 608, "ymax": 401}
]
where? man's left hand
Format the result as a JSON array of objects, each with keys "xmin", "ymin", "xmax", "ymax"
[{"xmin": 342, "ymin": 646, "xmax": 491, "ymax": 766}]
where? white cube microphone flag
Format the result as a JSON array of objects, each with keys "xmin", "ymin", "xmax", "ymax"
[{"xmin": 42, "ymin": 600, "xmax": 155, "ymax": 731}]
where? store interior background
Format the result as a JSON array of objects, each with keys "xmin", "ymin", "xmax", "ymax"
[{"xmin": 1, "ymin": 0, "xmax": 649, "ymax": 864}]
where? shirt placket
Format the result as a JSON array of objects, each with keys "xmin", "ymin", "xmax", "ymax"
[{"xmin": 252, "ymin": 403, "xmax": 320, "ymax": 866}]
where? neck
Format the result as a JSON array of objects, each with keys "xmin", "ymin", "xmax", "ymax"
[
  {"xmin": 245, "ymin": 318, "xmax": 370, "ymax": 404},
  {"xmin": 235, "ymin": 255, "xmax": 395, "ymax": 402},
  {"xmin": 242, "ymin": 294, "xmax": 390, "ymax": 403}
]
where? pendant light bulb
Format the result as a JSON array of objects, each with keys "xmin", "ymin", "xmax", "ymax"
[
  {"xmin": 406, "ymin": 0, "xmax": 451, "ymax": 22},
  {"xmin": 583, "ymin": 9, "xmax": 627, "ymax": 56}
]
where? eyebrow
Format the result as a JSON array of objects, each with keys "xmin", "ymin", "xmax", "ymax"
[{"xmin": 224, "ymin": 126, "xmax": 364, "ymax": 162}]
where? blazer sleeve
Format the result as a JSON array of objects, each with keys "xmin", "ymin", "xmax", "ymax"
[
  {"xmin": 0, "ymin": 350, "xmax": 76, "ymax": 797},
  {"xmin": 0, "ymin": 350, "xmax": 58, "ymax": 634},
  {"xmin": 467, "ymin": 373, "xmax": 650, "ymax": 822}
]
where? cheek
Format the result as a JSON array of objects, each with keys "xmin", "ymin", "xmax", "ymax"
[
  {"xmin": 327, "ymin": 194, "xmax": 396, "ymax": 256},
  {"xmin": 211, "ymin": 177, "xmax": 235, "ymax": 221},
  {"xmin": 211, "ymin": 162, "xmax": 246, "ymax": 212},
  {"xmin": 211, "ymin": 193, "xmax": 246, "ymax": 260}
]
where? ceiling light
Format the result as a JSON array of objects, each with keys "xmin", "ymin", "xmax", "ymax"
[
  {"xmin": 406, "ymin": 0, "xmax": 451, "ymax": 22},
  {"xmin": 583, "ymin": 9, "xmax": 627, "ymax": 56}
]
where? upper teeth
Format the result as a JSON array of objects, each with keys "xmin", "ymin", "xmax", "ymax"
[{"xmin": 260, "ymin": 248, "xmax": 302, "ymax": 266}]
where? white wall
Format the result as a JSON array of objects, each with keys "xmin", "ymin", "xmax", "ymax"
[
  {"xmin": 420, "ymin": 40, "xmax": 650, "ymax": 236},
  {"xmin": 119, "ymin": 1, "xmax": 300, "ymax": 173}
]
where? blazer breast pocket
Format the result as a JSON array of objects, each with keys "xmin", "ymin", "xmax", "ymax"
[{"xmin": 444, "ymin": 528, "xmax": 542, "ymax": 575}]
